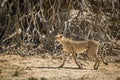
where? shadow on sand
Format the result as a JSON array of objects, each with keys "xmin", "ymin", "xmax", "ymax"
[{"xmin": 33, "ymin": 66, "xmax": 94, "ymax": 70}]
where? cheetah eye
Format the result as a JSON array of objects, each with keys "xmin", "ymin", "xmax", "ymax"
[
  {"xmin": 60, "ymin": 35, "xmax": 62, "ymax": 37},
  {"xmin": 59, "ymin": 35, "xmax": 63, "ymax": 38}
]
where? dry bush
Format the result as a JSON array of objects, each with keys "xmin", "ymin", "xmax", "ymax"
[{"xmin": 0, "ymin": 0, "xmax": 119, "ymax": 58}]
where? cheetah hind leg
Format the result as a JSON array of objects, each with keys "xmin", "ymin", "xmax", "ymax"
[{"xmin": 94, "ymin": 59, "xmax": 100, "ymax": 70}]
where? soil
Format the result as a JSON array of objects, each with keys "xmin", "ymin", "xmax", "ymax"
[{"xmin": 0, "ymin": 54, "xmax": 120, "ymax": 80}]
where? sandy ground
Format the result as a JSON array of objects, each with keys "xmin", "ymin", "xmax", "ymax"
[{"xmin": 0, "ymin": 54, "xmax": 120, "ymax": 80}]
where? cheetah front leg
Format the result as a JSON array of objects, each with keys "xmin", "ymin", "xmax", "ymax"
[
  {"xmin": 73, "ymin": 53, "xmax": 83, "ymax": 69},
  {"xmin": 59, "ymin": 53, "xmax": 68, "ymax": 68}
]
